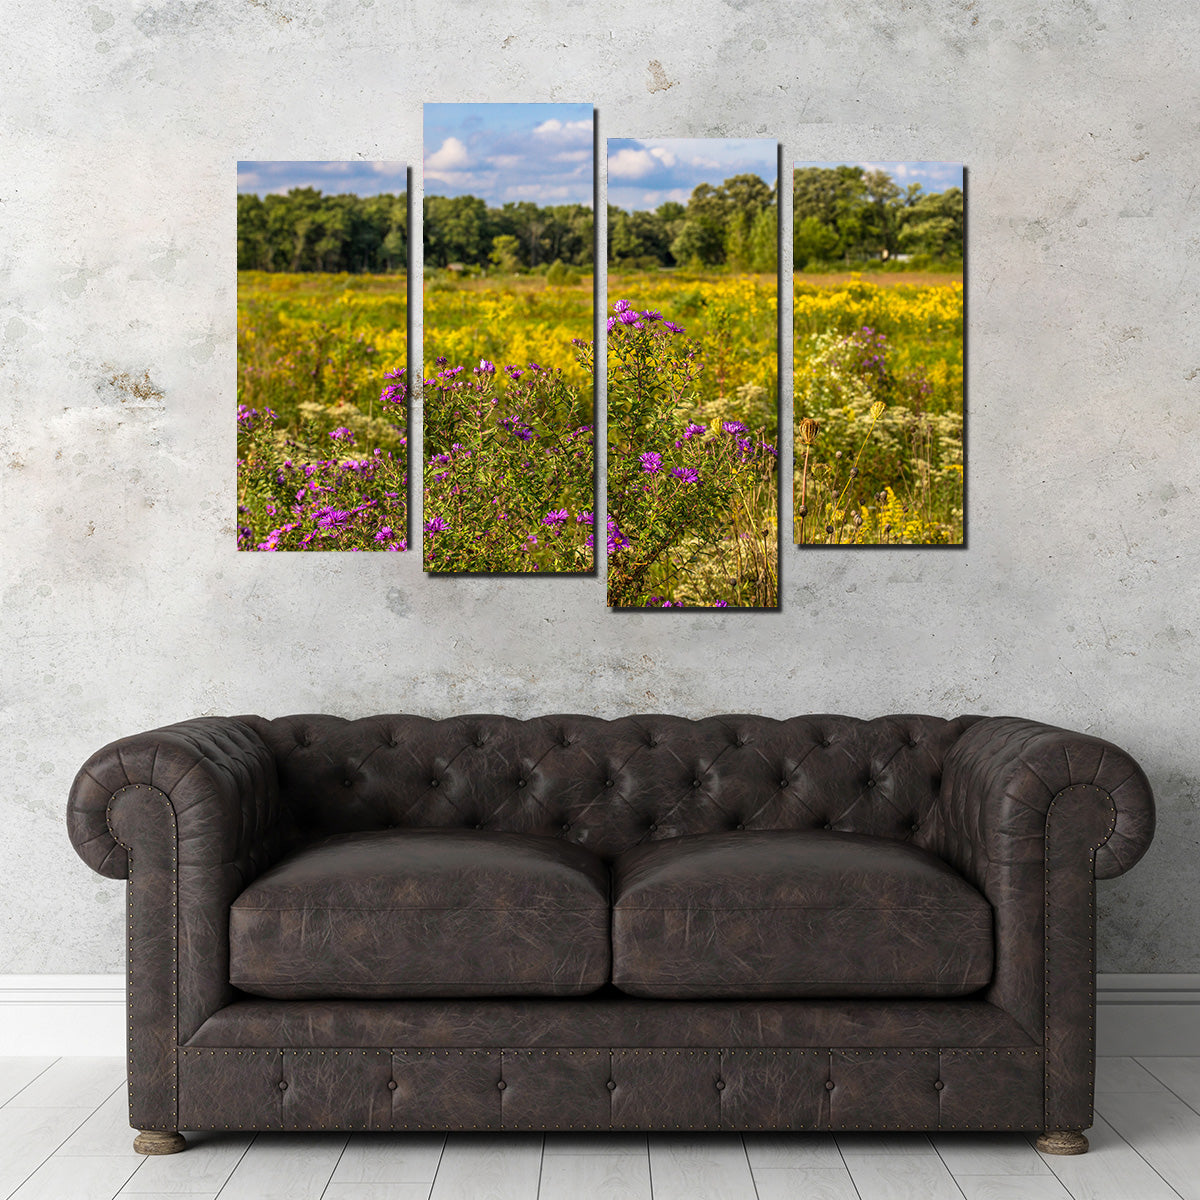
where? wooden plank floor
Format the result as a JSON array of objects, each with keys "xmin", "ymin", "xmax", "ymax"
[{"xmin": 1, "ymin": 1057, "xmax": 1195, "ymax": 1199}]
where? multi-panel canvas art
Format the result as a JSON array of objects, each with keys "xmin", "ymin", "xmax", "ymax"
[
  {"xmin": 422, "ymin": 103, "xmax": 596, "ymax": 573},
  {"xmin": 236, "ymin": 161, "xmax": 409, "ymax": 551},
  {"xmin": 606, "ymin": 138, "xmax": 779, "ymax": 608},
  {"xmin": 233, "ymin": 143, "xmax": 966, "ymax": 589},
  {"xmin": 792, "ymin": 161, "xmax": 964, "ymax": 546}
]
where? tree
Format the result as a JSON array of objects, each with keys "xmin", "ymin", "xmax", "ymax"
[{"xmin": 488, "ymin": 234, "xmax": 521, "ymax": 273}]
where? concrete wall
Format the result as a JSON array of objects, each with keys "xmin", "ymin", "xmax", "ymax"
[{"xmin": 2, "ymin": 0, "xmax": 1196, "ymax": 975}]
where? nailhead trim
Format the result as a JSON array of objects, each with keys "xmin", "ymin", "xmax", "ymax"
[
  {"xmin": 1043, "ymin": 784, "xmax": 1117, "ymax": 1130},
  {"xmin": 107, "ymin": 784, "xmax": 178, "ymax": 1135}
]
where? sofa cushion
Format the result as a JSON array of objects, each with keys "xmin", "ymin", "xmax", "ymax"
[
  {"xmin": 229, "ymin": 829, "xmax": 611, "ymax": 999},
  {"xmin": 611, "ymin": 830, "xmax": 993, "ymax": 999}
]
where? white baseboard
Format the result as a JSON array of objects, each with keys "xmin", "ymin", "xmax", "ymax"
[
  {"xmin": 2, "ymin": 975, "xmax": 1197, "ymax": 1058},
  {"xmin": 0, "ymin": 976, "xmax": 126, "ymax": 1056},
  {"xmin": 1096, "ymin": 974, "xmax": 1200, "ymax": 1056}
]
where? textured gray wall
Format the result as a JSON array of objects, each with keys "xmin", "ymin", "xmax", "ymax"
[{"xmin": 2, "ymin": 1, "xmax": 1196, "ymax": 975}]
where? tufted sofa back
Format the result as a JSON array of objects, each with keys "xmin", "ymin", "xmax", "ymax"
[{"xmin": 243, "ymin": 713, "xmax": 982, "ymax": 861}]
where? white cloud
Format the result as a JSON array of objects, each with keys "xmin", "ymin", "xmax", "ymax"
[
  {"xmin": 425, "ymin": 137, "xmax": 470, "ymax": 172},
  {"xmin": 650, "ymin": 147, "xmax": 677, "ymax": 168},
  {"xmin": 488, "ymin": 154, "xmax": 521, "ymax": 169},
  {"xmin": 609, "ymin": 148, "xmax": 660, "ymax": 180},
  {"xmin": 533, "ymin": 118, "xmax": 592, "ymax": 143},
  {"xmin": 553, "ymin": 150, "xmax": 590, "ymax": 163}
]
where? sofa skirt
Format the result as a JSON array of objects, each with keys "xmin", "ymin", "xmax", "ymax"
[{"xmin": 169, "ymin": 996, "xmax": 1048, "ymax": 1133}]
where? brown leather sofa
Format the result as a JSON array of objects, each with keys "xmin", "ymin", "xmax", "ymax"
[{"xmin": 66, "ymin": 713, "xmax": 1155, "ymax": 1156}]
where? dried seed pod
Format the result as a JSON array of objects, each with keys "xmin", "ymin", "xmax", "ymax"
[
  {"xmin": 870, "ymin": 401, "xmax": 887, "ymax": 420},
  {"xmin": 798, "ymin": 417, "xmax": 820, "ymax": 446}
]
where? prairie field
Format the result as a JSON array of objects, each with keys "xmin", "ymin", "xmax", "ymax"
[
  {"xmin": 793, "ymin": 273, "xmax": 964, "ymax": 546},
  {"xmin": 236, "ymin": 271, "xmax": 409, "ymax": 551}
]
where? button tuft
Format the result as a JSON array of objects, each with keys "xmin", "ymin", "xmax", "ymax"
[
  {"xmin": 278, "ymin": 1081, "xmax": 288, "ymax": 1091},
  {"xmin": 429, "ymin": 779, "xmax": 440, "ymax": 788},
  {"xmin": 606, "ymin": 1080, "xmax": 616, "ymax": 1091},
  {"xmin": 934, "ymin": 1080, "xmax": 945, "ymax": 1091},
  {"xmin": 387, "ymin": 1080, "xmax": 398, "ymax": 1091},
  {"xmin": 825, "ymin": 1080, "xmax": 835, "ymax": 1091}
]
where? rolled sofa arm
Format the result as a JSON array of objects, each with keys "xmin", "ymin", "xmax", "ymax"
[
  {"xmin": 68, "ymin": 716, "xmax": 284, "ymax": 881},
  {"xmin": 936, "ymin": 716, "xmax": 1155, "ymax": 884},
  {"xmin": 935, "ymin": 715, "xmax": 1155, "ymax": 1134},
  {"xmin": 66, "ymin": 717, "xmax": 287, "ymax": 1133}
]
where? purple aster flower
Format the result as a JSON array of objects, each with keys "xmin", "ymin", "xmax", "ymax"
[
  {"xmin": 542, "ymin": 508, "xmax": 569, "ymax": 526},
  {"xmin": 374, "ymin": 527, "xmax": 393, "ymax": 543},
  {"xmin": 613, "ymin": 299, "xmax": 631, "ymax": 314},
  {"xmin": 683, "ymin": 422, "xmax": 706, "ymax": 439},
  {"xmin": 504, "ymin": 365, "xmax": 524, "ymax": 381},
  {"xmin": 328, "ymin": 427, "xmax": 353, "ymax": 442},
  {"xmin": 671, "ymin": 467, "xmax": 700, "ymax": 484},
  {"xmin": 639, "ymin": 451, "xmax": 662, "ymax": 475},
  {"xmin": 607, "ymin": 516, "xmax": 630, "ymax": 553},
  {"xmin": 641, "ymin": 309, "xmax": 662, "ymax": 321},
  {"xmin": 423, "ymin": 516, "xmax": 448, "ymax": 534},
  {"xmin": 476, "ymin": 359, "xmax": 495, "ymax": 375},
  {"xmin": 606, "ymin": 316, "xmax": 617, "ymax": 333},
  {"xmin": 713, "ymin": 601, "xmax": 729, "ymax": 608},
  {"xmin": 663, "ymin": 321, "xmax": 685, "ymax": 334},
  {"xmin": 576, "ymin": 511, "xmax": 594, "ymax": 525},
  {"xmin": 722, "ymin": 421, "xmax": 748, "ymax": 435},
  {"xmin": 384, "ymin": 367, "xmax": 405, "ymax": 379},
  {"xmin": 618, "ymin": 310, "xmax": 639, "ymax": 325}
]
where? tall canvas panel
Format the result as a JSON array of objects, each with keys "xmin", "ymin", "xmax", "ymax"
[
  {"xmin": 792, "ymin": 161, "xmax": 965, "ymax": 546},
  {"xmin": 422, "ymin": 103, "xmax": 596, "ymax": 574},
  {"xmin": 236, "ymin": 161, "xmax": 409, "ymax": 551},
  {"xmin": 606, "ymin": 138, "xmax": 779, "ymax": 609}
]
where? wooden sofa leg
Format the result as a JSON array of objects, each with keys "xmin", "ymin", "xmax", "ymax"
[
  {"xmin": 133, "ymin": 1130, "xmax": 187, "ymax": 1155},
  {"xmin": 1036, "ymin": 1130, "xmax": 1089, "ymax": 1155}
]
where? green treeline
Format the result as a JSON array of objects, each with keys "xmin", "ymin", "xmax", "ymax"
[
  {"xmin": 237, "ymin": 167, "xmax": 962, "ymax": 276},
  {"xmin": 423, "ymin": 197, "xmax": 594, "ymax": 271},
  {"xmin": 793, "ymin": 166, "xmax": 963, "ymax": 268},
  {"xmin": 609, "ymin": 174, "xmax": 777, "ymax": 271},
  {"xmin": 237, "ymin": 189, "xmax": 409, "ymax": 273}
]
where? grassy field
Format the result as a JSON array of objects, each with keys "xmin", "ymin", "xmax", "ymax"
[
  {"xmin": 234, "ymin": 268, "xmax": 962, "ymax": 562},
  {"xmin": 236, "ymin": 271, "xmax": 408, "ymax": 551},
  {"xmin": 604, "ymin": 272, "xmax": 779, "ymax": 608},
  {"xmin": 793, "ymin": 273, "xmax": 964, "ymax": 546}
]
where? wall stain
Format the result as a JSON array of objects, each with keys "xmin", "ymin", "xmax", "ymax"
[{"xmin": 646, "ymin": 59, "xmax": 677, "ymax": 93}]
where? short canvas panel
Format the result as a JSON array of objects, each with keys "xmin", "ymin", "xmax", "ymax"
[
  {"xmin": 422, "ymin": 103, "xmax": 596, "ymax": 574},
  {"xmin": 792, "ymin": 161, "xmax": 965, "ymax": 547},
  {"xmin": 606, "ymin": 138, "xmax": 780, "ymax": 609},
  {"xmin": 236, "ymin": 161, "xmax": 409, "ymax": 552}
]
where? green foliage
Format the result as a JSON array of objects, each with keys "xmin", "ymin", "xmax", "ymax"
[
  {"xmin": 424, "ymin": 196, "xmax": 594, "ymax": 271},
  {"xmin": 793, "ymin": 166, "xmax": 963, "ymax": 265},
  {"xmin": 607, "ymin": 173, "xmax": 778, "ymax": 271},
  {"xmin": 237, "ymin": 189, "xmax": 407, "ymax": 273}
]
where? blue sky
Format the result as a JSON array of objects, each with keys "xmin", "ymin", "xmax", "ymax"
[
  {"xmin": 793, "ymin": 161, "xmax": 964, "ymax": 194},
  {"xmin": 608, "ymin": 138, "xmax": 777, "ymax": 212},
  {"xmin": 236, "ymin": 161, "xmax": 407, "ymax": 197},
  {"xmin": 423, "ymin": 103, "xmax": 593, "ymax": 207}
]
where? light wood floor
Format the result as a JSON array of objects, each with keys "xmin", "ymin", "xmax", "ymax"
[{"xmin": 2, "ymin": 1056, "xmax": 1199, "ymax": 1199}]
